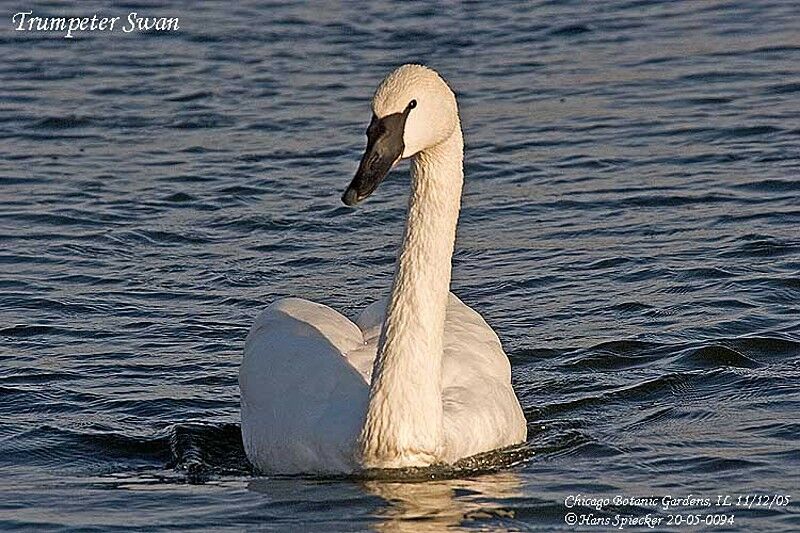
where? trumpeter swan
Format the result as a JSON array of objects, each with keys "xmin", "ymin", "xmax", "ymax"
[{"xmin": 239, "ymin": 64, "xmax": 527, "ymax": 473}]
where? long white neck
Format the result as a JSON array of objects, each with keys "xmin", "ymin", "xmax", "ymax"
[{"xmin": 359, "ymin": 124, "xmax": 464, "ymax": 469}]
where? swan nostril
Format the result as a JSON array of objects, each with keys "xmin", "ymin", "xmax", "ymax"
[{"xmin": 367, "ymin": 152, "xmax": 380, "ymax": 170}]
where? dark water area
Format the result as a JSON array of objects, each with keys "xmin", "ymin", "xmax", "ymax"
[{"xmin": 2, "ymin": 0, "xmax": 799, "ymax": 531}]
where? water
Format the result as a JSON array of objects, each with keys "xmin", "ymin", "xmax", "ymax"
[{"xmin": 2, "ymin": 0, "xmax": 799, "ymax": 530}]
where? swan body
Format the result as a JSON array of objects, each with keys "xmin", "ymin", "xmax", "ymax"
[{"xmin": 240, "ymin": 65, "xmax": 527, "ymax": 474}]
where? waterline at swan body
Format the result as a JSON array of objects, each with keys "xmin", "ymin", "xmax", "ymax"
[{"xmin": 239, "ymin": 64, "xmax": 527, "ymax": 474}]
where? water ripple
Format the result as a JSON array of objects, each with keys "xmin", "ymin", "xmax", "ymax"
[{"xmin": 2, "ymin": 0, "xmax": 799, "ymax": 531}]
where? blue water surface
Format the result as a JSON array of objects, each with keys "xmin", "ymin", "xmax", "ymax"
[{"xmin": 1, "ymin": 1, "xmax": 799, "ymax": 531}]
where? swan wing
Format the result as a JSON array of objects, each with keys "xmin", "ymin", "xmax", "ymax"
[
  {"xmin": 239, "ymin": 297, "xmax": 370, "ymax": 474},
  {"xmin": 441, "ymin": 293, "xmax": 527, "ymax": 461}
]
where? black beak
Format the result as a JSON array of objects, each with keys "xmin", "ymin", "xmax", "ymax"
[{"xmin": 342, "ymin": 110, "xmax": 411, "ymax": 206}]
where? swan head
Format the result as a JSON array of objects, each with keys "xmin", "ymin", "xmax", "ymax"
[{"xmin": 342, "ymin": 64, "xmax": 458, "ymax": 206}]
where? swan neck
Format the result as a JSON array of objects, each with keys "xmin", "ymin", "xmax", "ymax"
[{"xmin": 359, "ymin": 124, "xmax": 464, "ymax": 468}]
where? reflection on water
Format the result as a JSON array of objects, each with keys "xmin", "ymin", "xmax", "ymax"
[
  {"xmin": 246, "ymin": 472, "xmax": 525, "ymax": 532},
  {"xmin": 364, "ymin": 473, "xmax": 523, "ymax": 532}
]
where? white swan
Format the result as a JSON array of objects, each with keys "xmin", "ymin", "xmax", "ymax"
[{"xmin": 239, "ymin": 64, "xmax": 527, "ymax": 474}]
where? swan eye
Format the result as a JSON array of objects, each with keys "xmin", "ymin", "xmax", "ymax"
[{"xmin": 408, "ymin": 99, "xmax": 417, "ymax": 109}]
